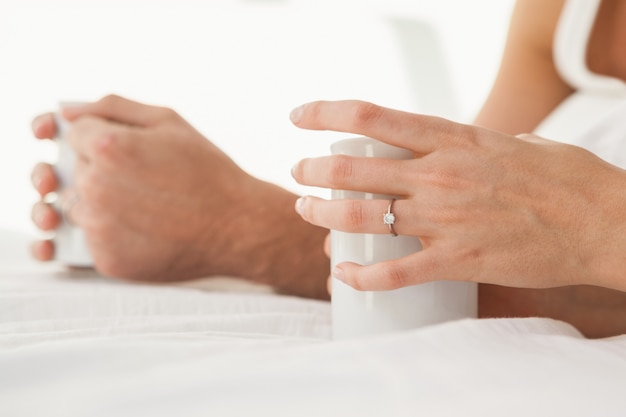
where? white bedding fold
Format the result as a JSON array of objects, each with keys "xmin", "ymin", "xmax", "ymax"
[
  {"xmin": 2, "ymin": 315, "xmax": 626, "ymax": 417},
  {"xmin": 1, "ymin": 254, "xmax": 626, "ymax": 416}
]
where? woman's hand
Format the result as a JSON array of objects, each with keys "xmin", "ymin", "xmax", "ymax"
[
  {"xmin": 290, "ymin": 100, "xmax": 626, "ymax": 293},
  {"xmin": 30, "ymin": 95, "xmax": 329, "ymax": 298}
]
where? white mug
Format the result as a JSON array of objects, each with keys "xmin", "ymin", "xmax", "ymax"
[
  {"xmin": 53, "ymin": 102, "xmax": 93, "ymax": 267},
  {"xmin": 330, "ymin": 137, "xmax": 477, "ymax": 339}
]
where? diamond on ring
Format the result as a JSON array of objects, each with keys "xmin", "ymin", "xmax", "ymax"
[
  {"xmin": 384, "ymin": 199, "xmax": 398, "ymax": 237},
  {"xmin": 383, "ymin": 212, "xmax": 395, "ymax": 225}
]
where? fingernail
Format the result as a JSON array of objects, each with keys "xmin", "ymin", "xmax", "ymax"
[
  {"xmin": 290, "ymin": 161, "xmax": 299, "ymax": 178},
  {"xmin": 294, "ymin": 196, "xmax": 306, "ymax": 215},
  {"xmin": 289, "ymin": 104, "xmax": 305, "ymax": 124},
  {"xmin": 35, "ymin": 207, "xmax": 47, "ymax": 226},
  {"xmin": 32, "ymin": 117, "xmax": 45, "ymax": 135},
  {"xmin": 332, "ymin": 266, "xmax": 345, "ymax": 282},
  {"xmin": 32, "ymin": 171, "xmax": 43, "ymax": 190}
]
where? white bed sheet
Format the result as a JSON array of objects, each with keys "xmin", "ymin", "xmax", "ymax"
[{"xmin": 1, "ymin": 230, "xmax": 626, "ymax": 417}]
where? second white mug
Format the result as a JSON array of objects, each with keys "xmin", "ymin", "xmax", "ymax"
[{"xmin": 53, "ymin": 102, "xmax": 93, "ymax": 267}]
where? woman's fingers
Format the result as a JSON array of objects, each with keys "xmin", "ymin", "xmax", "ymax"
[
  {"xmin": 333, "ymin": 248, "xmax": 452, "ymax": 291},
  {"xmin": 333, "ymin": 259, "xmax": 416, "ymax": 291},
  {"xmin": 290, "ymin": 100, "xmax": 470, "ymax": 155},
  {"xmin": 292, "ymin": 155, "xmax": 411, "ymax": 195},
  {"xmin": 295, "ymin": 196, "xmax": 431, "ymax": 236}
]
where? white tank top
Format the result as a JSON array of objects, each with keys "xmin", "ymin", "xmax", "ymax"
[{"xmin": 534, "ymin": 0, "xmax": 626, "ymax": 168}]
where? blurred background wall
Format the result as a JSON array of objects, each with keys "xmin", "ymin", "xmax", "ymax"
[{"xmin": 0, "ymin": 0, "xmax": 515, "ymax": 234}]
